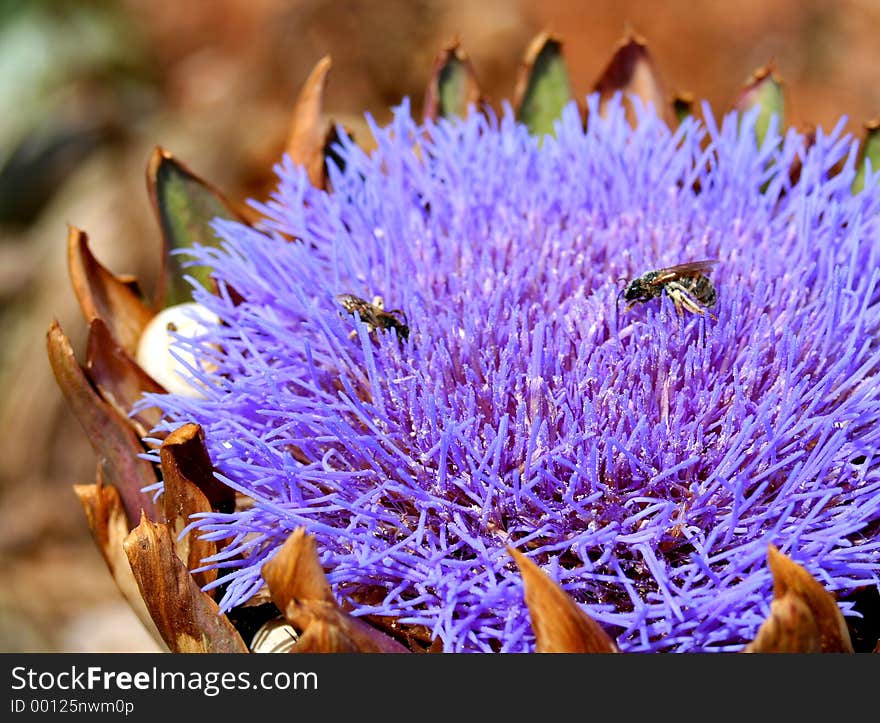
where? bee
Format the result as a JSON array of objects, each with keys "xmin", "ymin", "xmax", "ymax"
[
  {"xmin": 618, "ymin": 260, "xmax": 718, "ymax": 319},
  {"xmin": 336, "ymin": 293, "xmax": 409, "ymax": 341}
]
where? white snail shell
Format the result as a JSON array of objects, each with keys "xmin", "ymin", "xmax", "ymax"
[
  {"xmin": 136, "ymin": 302, "xmax": 219, "ymax": 397},
  {"xmin": 250, "ymin": 618, "xmax": 300, "ymax": 653}
]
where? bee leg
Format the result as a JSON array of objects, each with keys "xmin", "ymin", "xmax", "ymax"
[
  {"xmin": 666, "ymin": 286, "xmax": 686, "ymax": 317},
  {"xmin": 349, "ymin": 323, "xmax": 378, "ymax": 340},
  {"xmin": 700, "ymin": 306, "xmax": 718, "ymax": 321},
  {"xmin": 672, "ymin": 284, "xmax": 717, "ymax": 321},
  {"xmin": 681, "ymin": 293, "xmax": 706, "ymax": 316},
  {"xmin": 680, "ymin": 294, "xmax": 703, "ymax": 316}
]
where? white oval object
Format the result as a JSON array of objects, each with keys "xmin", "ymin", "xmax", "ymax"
[
  {"xmin": 136, "ymin": 302, "xmax": 219, "ymax": 397},
  {"xmin": 250, "ymin": 618, "xmax": 300, "ymax": 653}
]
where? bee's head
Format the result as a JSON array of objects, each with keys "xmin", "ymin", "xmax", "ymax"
[
  {"xmin": 622, "ymin": 278, "xmax": 643, "ymax": 301},
  {"xmin": 336, "ymin": 293, "xmax": 359, "ymax": 313}
]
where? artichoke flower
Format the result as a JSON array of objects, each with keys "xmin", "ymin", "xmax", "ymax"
[{"xmin": 48, "ymin": 33, "xmax": 880, "ymax": 654}]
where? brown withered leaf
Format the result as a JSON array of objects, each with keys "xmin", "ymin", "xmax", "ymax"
[
  {"xmin": 752, "ymin": 545, "xmax": 854, "ymax": 653},
  {"xmin": 159, "ymin": 427, "xmax": 219, "ymax": 590},
  {"xmin": 744, "ymin": 593, "xmax": 821, "ymax": 653},
  {"xmin": 423, "ymin": 42, "xmax": 481, "ymax": 122},
  {"xmin": 85, "ymin": 317, "xmax": 165, "ymax": 439},
  {"xmin": 285, "ymin": 56, "xmax": 333, "ymax": 189},
  {"xmin": 594, "ymin": 33, "xmax": 670, "ymax": 125},
  {"xmin": 74, "ymin": 476, "xmax": 167, "ymax": 650},
  {"xmin": 124, "ymin": 514, "xmax": 248, "ymax": 653},
  {"xmin": 47, "ymin": 321, "xmax": 159, "ymax": 526},
  {"xmin": 67, "ymin": 226, "xmax": 154, "ymax": 356},
  {"xmin": 262, "ymin": 528, "xmax": 409, "ymax": 653},
  {"xmin": 509, "ymin": 546, "xmax": 618, "ymax": 653},
  {"xmin": 158, "ymin": 423, "xmax": 235, "ymax": 514}
]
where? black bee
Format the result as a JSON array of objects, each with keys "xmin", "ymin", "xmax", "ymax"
[
  {"xmin": 336, "ymin": 293, "xmax": 409, "ymax": 341},
  {"xmin": 618, "ymin": 260, "xmax": 718, "ymax": 319}
]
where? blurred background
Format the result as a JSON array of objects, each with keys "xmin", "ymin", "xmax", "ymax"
[{"xmin": 1, "ymin": 0, "xmax": 878, "ymax": 652}]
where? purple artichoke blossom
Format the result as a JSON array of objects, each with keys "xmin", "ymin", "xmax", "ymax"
[{"xmin": 137, "ymin": 94, "xmax": 880, "ymax": 653}]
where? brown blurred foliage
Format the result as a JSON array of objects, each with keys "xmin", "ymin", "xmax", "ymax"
[{"xmin": 1, "ymin": 0, "xmax": 878, "ymax": 652}]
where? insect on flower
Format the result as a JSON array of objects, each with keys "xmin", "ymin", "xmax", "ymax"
[
  {"xmin": 618, "ymin": 259, "xmax": 719, "ymax": 319},
  {"xmin": 336, "ymin": 293, "xmax": 410, "ymax": 341}
]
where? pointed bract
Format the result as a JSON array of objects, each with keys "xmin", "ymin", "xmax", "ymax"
[
  {"xmin": 67, "ymin": 226, "xmax": 154, "ymax": 356},
  {"xmin": 123, "ymin": 514, "xmax": 248, "ymax": 653},
  {"xmin": 73, "ymin": 477, "xmax": 166, "ymax": 650},
  {"xmin": 510, "ymin": 547, "xmax": 618, "ymax": 653},
  {"xmin": 262, "ymin": 527, "xmax": 334, "ymax": 612},
  {"xmin": 760, "ymin": 545, "xmax": 854, "ymax": 653},
  {"xmin": 286, "ymin": 56, "xmax": 334, "ymax": 189},
  {"xmin": 47, "ymin": 321, "xmax": 159, "ymax": 526},
  {"xmin": 744, "ymin": 593, "xmax": 822, "ymax": 652},
  {"xmin": 159, "ymin": 429, "xmax": 219, "ymax": 590},
  {"xmin": 514, "ymin": 33, "xmax": 573, "ymax": 138},
  {"xmin": 158, "ymin": 423, "xmax": 236, "ymax": 514},
  {"xmin": 735, "ymin": 65, "xmax": 785, "ymax": 148},
  {"xmin": 852, "ymin": 118, "xmax": 880, "ymax": 194},
  {"xmin": 147, "ymin": 147, "xmax": 250, "ymax": 309},
  {"xmin": 262, "ymin": 528, "xmax": 409, "ymax": 653},
  {"xmin": 594, "ymin": 34, "xmax": 670, "ymax": 125},
  {"xmin": 423, "ymin": 42, "xmax": 481, "ymax": 122}
]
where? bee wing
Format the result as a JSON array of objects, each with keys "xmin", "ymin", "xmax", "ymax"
[{"xmin": 653, "ymin": 259, "xmax": 718, "ymax": 284}]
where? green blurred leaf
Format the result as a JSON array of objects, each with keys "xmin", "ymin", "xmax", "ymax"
[
  {"xmin": 424, "ymin": 45, "xmax": 480, "ymax": 122},
  {"xmin": 673, "ymin": 92, "xmax": 695, "ymax": 125},
  {"xmin": 852, "ymin": 120, "xmax": 880, "ymax": 194},
  {"xmin": 515, "ymin": 34, "xmax": 572, "ymax": 138},
  {"xmin": 438, "ymin": 50, "xmax": 479, "ymax": 120},
  {"xmin": 735, "ymin": 66, "xmax": 785, "ymax": 148},
  {"xmin": 439, "ymin": 57, "xmax": 470, "ymax": 118},
  {"xmin": 148, "ymin": 148, "xmax": 244, "ymax": 308}
]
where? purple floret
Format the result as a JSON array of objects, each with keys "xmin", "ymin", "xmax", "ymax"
[{"xmin": 140, "ymin": 95, "xmax": 880, "ymax": 652}]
